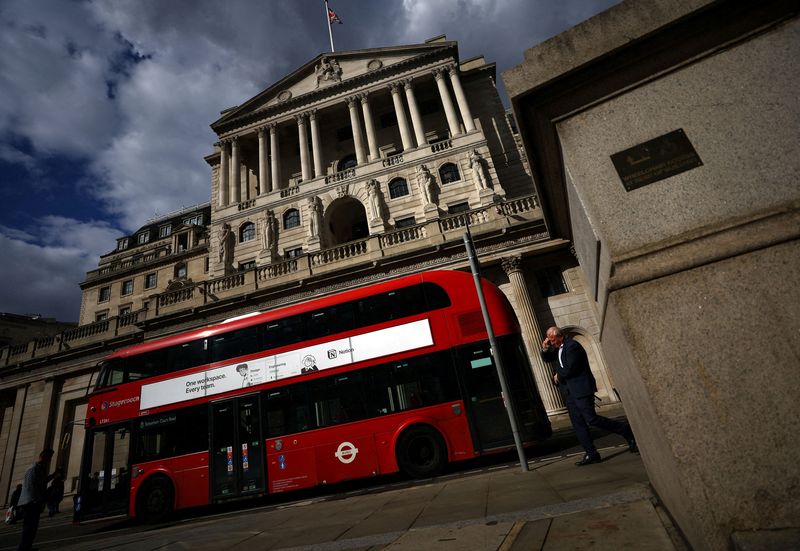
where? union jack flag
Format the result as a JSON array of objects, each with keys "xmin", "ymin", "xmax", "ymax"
[{"xmin": 328, "ymin": 7, "xmax": 343, "ymax": 25}]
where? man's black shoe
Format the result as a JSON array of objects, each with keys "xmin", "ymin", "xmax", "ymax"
[
  {"xmin": 627, "ymin": 436, "xmax": 639, "ymax": 454},
  {"xmin": 575, "ymin": 454, "xmax": 602, "ymax": 466}
]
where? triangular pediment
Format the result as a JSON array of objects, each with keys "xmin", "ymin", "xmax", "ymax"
[{"xmin": 212, "ymin": 41, "xmax": 457, "ymax": 132}]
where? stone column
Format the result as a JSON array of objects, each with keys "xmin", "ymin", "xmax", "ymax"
[
  {"xmin": 230, "ymin": 136, "xmax": 241, "ymax": 203},
  {"xmin": 448, "ymin": 65, "xmax": 476, "ymax": 132},
  {"xmin": 501, "ymin": 256, "xmax": 565, "ymax": 413},
  {"xmin": 309, "ymin": 109, "xmax": 323, "ymax": 178},
  {"xmin": 269, "ymin": 123, "xmax": 281, "ymax": 189},
  {"xmin": 218, "ymin": 140, "xmax": 229, "ymax": 206},
  {"xmin": 433, "ymin": 67, "xmax": 461, "ymax": 137},
  {"xmin": 296, "ymin": 113, "xmax": 311, "ymax": 182},
  {"xmin": 359, "ymin": 93, "xmax": 379, "ymax": 161},
  {"xmin": 258, "ymin": 127, "xmax": 270, "ymax": 194},
  {"xmin": 404, "ymin": 78, "xmax": 427, "ymax": 147},
  {"xmin": 346, "ymin": 96, "xmax": 367, "ymax": 165},
  {"xmin": 389, "ymin": 82, "xmax": 414, "ymax": 151},
  {"xmin": 0, "ymin": 385, "xmax": 27, "ymax": 505}
]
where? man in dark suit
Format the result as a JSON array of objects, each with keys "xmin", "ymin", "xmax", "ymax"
[{"xmin": 541, "ymin": 326, "xmax": 637, "ymax": 466}]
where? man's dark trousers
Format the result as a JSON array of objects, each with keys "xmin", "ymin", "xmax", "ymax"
[
  {"xmin": 565, "ymin": 391, "xmax": 631, "ymax": 456},
  {"xmin": 17, "ymin": 503, "xmax": 40, "ymax": 551}
]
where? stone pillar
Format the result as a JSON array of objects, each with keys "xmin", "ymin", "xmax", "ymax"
[
  {"xmin": 218, "ymin": 141, "xmax": 229, "ymax": 206},
  {"xmin": 404, "ymin": 78, "xmax": 427, "ymax": 147},
  {"xmin": 296, "ymin": 113, "xmax": 311, "ymax": 182},
  {"xmin": 258, "ymin": 127, "xmax": 270, "ymax": 194},
  {"xmin": 230, "ymin": 136, "xmax": 241, "ymax": 203},
  {"xmin": 269, "ymin": 123, "xmax": 281, "ymax": 189},
  {"xmin": 346, "ymin": 96, "xmax": 367, "ymax": 165},
  {"xmin": 501, "ymin": 256, "xmax": 565, "ymax": 413},
  {"xmin": 0, "ymin": 386, "xmax": 27, "ymax": 506},
  {"xmin": 34, "ymin": 380, "xmax": 58, "ymax": 458},
  {"xmin": 389, "ymin": 82, "xmax": 414, "ymax": 151},
  {"xmin": 359, "ymin": 93, "xmax": 379, "ymax": 161},
  {"xmin": 434, "ymin": 67, "xmax": 461, "ymax": 137},
  {"xmin": 309, "ymin": 109, "xmax": 323, "ymax": 178},
  {"xmin": 448, "ymin": 65, "xmax": 476, "ymax": 132}
]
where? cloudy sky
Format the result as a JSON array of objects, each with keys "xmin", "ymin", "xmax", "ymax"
[{"xmin": 0, "ymin": 0, "xmax": 618, "ymax": 322}]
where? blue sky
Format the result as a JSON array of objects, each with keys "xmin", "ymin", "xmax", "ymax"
[{"xmin": 0, "ymin": 0, "xmax": 618, "ymax": 322}]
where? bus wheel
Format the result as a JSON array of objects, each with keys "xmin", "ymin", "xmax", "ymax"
[
  {"xmin": 396, "ymin": 425, "xmax": 446, "ymax": 478},
  {"xmin": 137, "ymin": 477, "xmax": 174, "ymax": 523}
]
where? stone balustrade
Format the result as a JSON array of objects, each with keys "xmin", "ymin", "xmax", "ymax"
[
  {"xmin": 381, "ymin": 153, "xmax": 404, "ymax": 167},
  {"xmin": 325, "ymin": 167, "xmax": 356, "ymax": 185},
  {"xmin": 0, "ymin": 194, "xmax": 542, "ymax": 368},
  {"xmin": 280, "ymin": 186, "xmax": 300, "ymax": 198},
  {"xmin": 238, "ymin": 199, "xmax": 256, "ymax": 211},
  {"xmin": 430, "ymin": 139, "xmax": 452, "ymax": 153}
]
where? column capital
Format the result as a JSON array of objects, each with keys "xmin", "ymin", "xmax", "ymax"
[
  {"xmin": 401, "ymin": 77, "xmax": 415, "ymax": 90},
  {"xmin": 501, "ymin": 255, "xmax": 524, "ymax": 275},
  {"xmin": 257, "ymin": 126, "xmax": 267, "ymax": 137},
  {"xmin": 346, "ymin": 95, "xmax": 360, "ymax": 108},
  {"xmin": 267, "ymin": 122, "xmax": 278, "ymax": 133},
  {"xmin": 432, "ymin": 67, "xmax": 448, "ymax": 81},
  {"xmin": 294, "ymin": 112, "xmax": 306, "ymax": 123},
  {"xmin": 447, "ymin": 64, "xmax": 460, "ymax": 77},
  {"xmin": 387, "ymin": 81, "xmax": 403, "ymax": 94},
  {"xmin": 357, "ymin": 91, "xmax": 370, "ymax": 103},
  {"xmin": 308, "ymin": 108, "xmax": 318, "ymax": 120}
]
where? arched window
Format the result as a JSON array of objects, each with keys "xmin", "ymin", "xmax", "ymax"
[
  {"xmin": 338, "ymin": 154, "xmax": 357, "ymax": 171},
  {"xmin": 283, "ymin": 209, "xmax": 300, "ymax": 229},
  {"xmin": 388, "ymin": 178, "xmax": 409, "ymax": 199},
  {"xmin": 439, "ymin": 162, "xmax": 460, "ymax": 184},
  {"xmin": 239, "ymin": 222, "xmax": 256, "ymax": 242}
]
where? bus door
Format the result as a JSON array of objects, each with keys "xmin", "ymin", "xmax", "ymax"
[
  {"xmin": 78, "ymin": 423, "xmax": 132, "ymax": 519},
  {"xmin": 210, "ymin": 394, "xmax": 265, "ymax": 500},
  {"xmin": 458, "ymin": 343, "xmax": 514, "ymax": 450}
]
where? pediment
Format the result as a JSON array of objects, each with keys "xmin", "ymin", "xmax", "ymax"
[{"xmin": 213, "ymin": 42, "xmax": 456, "ymax": 131}]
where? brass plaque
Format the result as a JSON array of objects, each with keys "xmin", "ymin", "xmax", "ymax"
[{"xmin": 611, "ymin": 129, "xmax": 703, "ymax": 192}]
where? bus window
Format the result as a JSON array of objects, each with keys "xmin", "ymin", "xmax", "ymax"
[
  {"xmin": 308, "ymin": 373, "xmax": 367, "ymax": 428},
  {"xmin": 422, "ymin": 282, "xmax": 451, "ymax": 310},
  {"xmin": 134, "ymin": 406, "xmax": 208, "ymax": 463},
  {"xmin": 262, "ymin": 315, "xmax": 304, "ymax": 350},
  {"xmin": 211, "ymin": 327, "xmax": 261, "ymax": 363},
  {"xmin": 264, "ymin": 387, "xmax": 311, "ymax": 437},
  {"xmin": 96, "ymin": 359, "xmax": 126, "ymax": 389},
  {"xmin": 305, "ymin": 302, "xmax": 357, "ymax": 340}
]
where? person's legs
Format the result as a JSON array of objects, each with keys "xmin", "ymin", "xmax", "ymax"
[
  {"xmin": 17, "ymin": 505, "xmax": 40, "ymax": 551},
  {"xmin": 564, "ymin": 393, "xmax": 599, "ymax": 459},
  {"xmin": 574, "ymin": 395, "xmax": 637, "ymax": 451}
]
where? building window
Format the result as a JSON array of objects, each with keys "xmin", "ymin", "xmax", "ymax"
[
  {"xmin": 144, "ymin": 272, "xmax": 157, "ymax": 289},
  {"xmin": 239, "ymin": 260, "xmax": 256, "ymax": 271},
  {"xmin": 379, "ymin": 112, "xmax": 397, "ymax": 128},
  {"xmin": 159, "ymin": 225, "xmax": 171, "ymax": 238},
  {"xmin": 338, "ymin": 154, "xmax": 357, "ymax": 171},
  {"xmin": 142, "ymin": 300, "xmax": 150, "ymax": 311},
  {"xmin": 119, "ymin": 305, "xmax": 131, "ymax": 316},
  {"xmin": 98, "ymin": 286, "xmax": 110, "ymax": 303},
  {"xmin": 283, "ymin": 209, "xmax": 300, "ymax": 229},
  {"xmin": 117, "ymin": 238, "xmax": 129, "ymax": 251},
  {"xmin": 536, "ymin": 267, "xmax": 568, "ymax": 297},
  {"xmin": 137, "ymin": 232, "xmax": 150, "ymax": 245},
  {"xmin": 183, "ymin": 214, "xmax": 203, "ymax": 226},
  {"xmin": 121, "ymin": 279, "xmax": 134, "ymax": 296},
  {"xmin": 285, "ymin": 247, "xmax": 303, "ymax": 259},
  {"xmin": 175, "ymin": 263, "xmax": 187, "ymax": 279},
  {"xmin": 240, "ymin": 222, "xmax": 256, "ymax": 242},
  {"xmin": 439, "ymin": 162, "xmax": 461, "ymax": 184},
  {"xmin": 388, "ymin": 178, "xmax": 409, "ymax": 199},
  {"xmin": 447, "ymin": 202, "xmax": 470, "ymax": 214},
  {"xmin": 95, "ymin": 312, "xmax": 108, "ymax": 322},
  {"xmin": 204, "ymin": 257, "xmax": 210, "ymax": 273},
  {"xmin": 395, "ymin": 216, "xmax": 416, "ymax": 228}
]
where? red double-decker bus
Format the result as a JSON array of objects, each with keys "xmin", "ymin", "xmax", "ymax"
[{"xmin": 76, "ymin": 270, "xmax": 550, "ymax": 522}]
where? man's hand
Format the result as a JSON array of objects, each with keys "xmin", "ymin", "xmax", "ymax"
[
  {"xmin": 541, "ymin": 337, "xmax": 550, "ymax": 351},
  {"xmin": 553, "ymin": 373, "xmax": 561, "ymax": 385}
]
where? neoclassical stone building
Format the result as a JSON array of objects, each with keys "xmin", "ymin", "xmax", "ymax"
[{"xmin": 0, "ymin": 36, "xmax": 614, "ymax": 506}]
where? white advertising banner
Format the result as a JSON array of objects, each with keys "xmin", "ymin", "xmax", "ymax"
[{"xmin": 140, "ymin": 318, "xmax": 433, "ymax": 410}]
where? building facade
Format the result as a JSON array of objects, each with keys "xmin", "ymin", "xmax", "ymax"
[{"xmin": 0, "ymin": 37, "xmax": 613, "ymax": 506}]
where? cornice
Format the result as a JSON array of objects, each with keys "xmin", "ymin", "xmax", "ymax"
[{"xmin": 213, "ymin": 45, "xmax": 457, "ymax": 136}]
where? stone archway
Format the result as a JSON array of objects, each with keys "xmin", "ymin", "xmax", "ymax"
[{"xmin": 324, "ymin": 196, "xmax": 369, "ymax": 246}]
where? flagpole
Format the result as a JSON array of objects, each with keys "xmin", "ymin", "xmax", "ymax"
[{"xmin": 324, "ymin": 0, "xmax": 335, "ymax": 52}]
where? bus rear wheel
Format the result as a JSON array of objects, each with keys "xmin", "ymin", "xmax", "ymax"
[
  {"xmin": 137, "ymin": 477, "xmax": 174, "ymax": 524},
  {"xmin": 396, "ymin": 425, "xmax": 446, "ymax": 478}
]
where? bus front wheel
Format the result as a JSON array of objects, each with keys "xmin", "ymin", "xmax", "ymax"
[
  {"xmin": 137, "ymin": 477, "xmax": 174, "ymax": 523},
  {"xmin": 396, "ymin": 425, "xmax": 447, "ymax": 478}
]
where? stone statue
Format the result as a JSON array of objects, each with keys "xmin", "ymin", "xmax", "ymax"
[
  {"xmin": 315, "ymin": 56, "xmax": 342, "ymax": 86},
  {"xmin": 308, "ymin": 196, "xmax": 323, "ymax": 238},
  {"xmin": 261, "ymin": 210, "xmax": 278, "ymax": 257},
  {"xmin": 365, "ymin": 180, "xmax": 382, "ymax": 221},
  {"xmin": 417, "ymin": 164, "xmax": 436, "ymax": 205},
  {"xmin": 469, "ymin": 149, "xmax": 490, "ymax": 191},
  {"xmin": 218, "ymin": 223, "xmax": 234, "ymax": 272}
]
